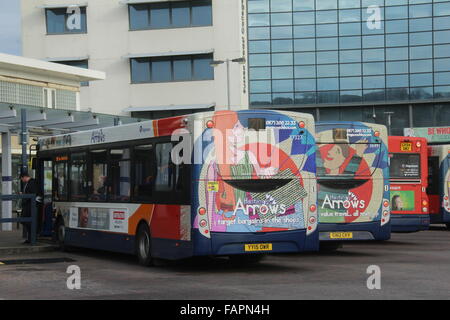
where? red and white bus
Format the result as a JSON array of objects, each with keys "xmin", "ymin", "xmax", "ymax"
[
  {"xmin": 388, "ymin": 136, "xmax": 430, "ymax": 232},
  {"xmin": 36, "ymin": 110, "xmax": 319, "ymax": 265}
]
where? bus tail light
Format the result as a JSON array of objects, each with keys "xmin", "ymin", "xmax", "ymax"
[
  {"xmin": 198, "ymin": 207, "xmax": 210, "ymax": 238},
  {"xmin": 423, "ymin": 207, "xmax": 428, "ymax": 213},
  {"xmin": 206, "ymin": 120, "xmax": 214, "ymax": 128},
  {"xmin": 374, "ymin": 131, "xmax": 380, "ymax": 137},
  {"xmin": 445, "ymin": 196, "xmax": 449, "ymax": 201},
  {"xmin": 299, "ymin": 121, "xmax": 306, "ymax": 128},
  {"xmin": 381, "ymin": 199, "xmax": 390, "ymax": 226},
  {"xmin": 422, "ymin": 200, "xmax": 428, "ymax": 207},
  {"xmin": 307, "ymin": 202, "xmax": 318, "ymax": 235}
]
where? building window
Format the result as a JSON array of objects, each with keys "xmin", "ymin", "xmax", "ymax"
[
  {"xmin": 128, "ymin": 0, "xmax": 212, "ymax": 30},
  {"xmin": 130, "ymin": 54, "xmax": 214, "ymax": 83},
  {"xmin": 54, "ymin": 60, "xmax": 89, "ymax": 86},
  {"xmin": 43, "ymin": 88, "xmax": 56, "ymax": 108},
  {"xmin": 45, "ymin": 7, "xmax": 87, "ymax": 34}
]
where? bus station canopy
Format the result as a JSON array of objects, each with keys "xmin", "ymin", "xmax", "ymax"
[{"xmin": 0, "ymin": 103, "xmax": 144, "ymax": 136}]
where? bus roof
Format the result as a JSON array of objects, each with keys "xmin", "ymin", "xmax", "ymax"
[
  {"xmin": 38, "ymin": 110, "xmax": 315, "ymax": 152},
  {"xmin": 389, "ymin": 136, "xmax": 428, "ymax": 143},
  {"xmin": 315, "ymin": 121, "xmax": 387, "ymax": 131}
]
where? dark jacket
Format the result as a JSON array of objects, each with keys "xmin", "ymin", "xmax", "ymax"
[{"xmin": 22, "ymin": 178, "xmax": 38, "ymax": 218}]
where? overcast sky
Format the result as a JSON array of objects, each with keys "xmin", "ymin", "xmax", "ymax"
[{"xmin": 0, "ymin": 0, "xmax": 21, "ymax": 55}]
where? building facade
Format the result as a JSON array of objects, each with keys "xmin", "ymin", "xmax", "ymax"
[
  {"xmin": 21, "ymin": 0, "xmax": 248, "ymax": 118},
  {"xmin": 21, "ymin": 0, "xmax": 450, "ymax": 133},
  {"xmin": 248, "ymin": 0, "xmax": 450, "ymax": 135}
]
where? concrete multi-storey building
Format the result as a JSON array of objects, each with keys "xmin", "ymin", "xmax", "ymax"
[
  {"xmin": 21, "ymin": 0, "xmax": 450, "ymax": 135},
  {"xmin": 21, "ymin": 0, "xmax": 248, "ymax": 118}
]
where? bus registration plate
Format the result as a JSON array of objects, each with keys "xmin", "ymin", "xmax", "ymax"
[
  {"xmin": 400, "ymin": 142, "xmax": 412, "ymax": 151},
  {"xmin": 244, "ymin": 243, "xmax": 273, "ymax": 252},
  {"xmin": 329, "ymin": 232, "xmax": 353, "ymax": 239}
]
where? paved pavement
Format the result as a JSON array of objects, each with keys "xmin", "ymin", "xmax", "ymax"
[
  {"xmin": 0, "ymin": 226, "xmax": 449, "ymax": 300},
  {"xmin": 0, "ymin": 230, "xmax": 57, "ymax": 255}
]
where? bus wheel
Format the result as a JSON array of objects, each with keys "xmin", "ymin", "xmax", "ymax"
[
  {"xmin": 136, "ymin": 224, "xmax": 153, "ymax": 267},
  {"xmin": 55, "ymin": 220, "xmax": 68, "ymax": 251},
  {"xmin": 229, "ymin": 254, "xmax": 265, "ymax": 265}
]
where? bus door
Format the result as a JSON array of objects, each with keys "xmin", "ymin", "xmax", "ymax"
[{"xmin": 36, "ymin": 157, "xmax": 54, "ymax": 236}]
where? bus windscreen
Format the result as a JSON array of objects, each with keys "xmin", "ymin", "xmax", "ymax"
[{"xmin": 389, "ymin": 153, "xmax": 420, "ymax": 179}]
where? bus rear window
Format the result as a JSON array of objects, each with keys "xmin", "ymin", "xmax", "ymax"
[
  {"xmin": 248, "ymin": 118, "xmax": 266, "ymax": 131},
  {"xmin": 389, "ymin": 153, "xmax": 420, "ymax": 179},
  {"xmin": 316, "ymin": 143, "xmax": 380, "ymax": 177}
]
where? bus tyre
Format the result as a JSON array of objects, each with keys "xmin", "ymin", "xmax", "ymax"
[
  {"xmin": 55, "ymin": 220, "xmax": 69, "ymax": 252},
  {"xmin": 229, "ymin": 254, "xmax": 265, "ymax": 265},
  {"xmin": 136, "ymin": 224, "xmax": 153, "ymax": 267}
]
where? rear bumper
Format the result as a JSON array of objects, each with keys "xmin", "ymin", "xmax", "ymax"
[
  {"xmin": 391, "ymin": 214, "xmax": 430, "ymax": 232},
  {"xmin": 319, "ymin": 220, "xmax": 391, "ymax": 241},
  {"xmin": 430, "ymin": 210, "xmax": 450, "ymax": 224},
  {"xmin": 193, "ymin": 229, "xmax": 319, "ymax": 256}
]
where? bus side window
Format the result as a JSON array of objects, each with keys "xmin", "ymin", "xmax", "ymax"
[
  {"xmin": 427, "ymin": 156, "xmax": 439, "ymax": 195},
  {"xmin": 133, "ymin": 144, "xmax": 154, "ymax": 202},
  {"xmin": 89, "ymin": 149, "xmax": 108, "ymax": 201},
  {"xmin": 110, "ymin": 148, "xmax": 131, "ymax": 202},
  {"xmin": 53, "ymin": 156, "xmax": 68, "ymax": 201},
  {"xmin": 70, "ymin": 152, "xmax": 88, "ymax": 201},
  {"xmin": 155, "ymin": 143, "xmax": 175, "ymax": 192}
]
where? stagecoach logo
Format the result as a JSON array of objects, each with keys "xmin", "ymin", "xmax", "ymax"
[
  {"xmin": 322, "ymin": 192, "xmax": 366, "ymax": 210},
  {"xmin": 91, "ymin": 129, "xmax": 105, "ymax": 144},
  {"xmin": 139, "ymin": 125, "xmax": 151, "ymax": 134}
]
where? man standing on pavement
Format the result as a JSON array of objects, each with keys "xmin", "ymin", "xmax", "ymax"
[{"xmin": 20, "ymin": 172, "xmax": 38, "ymax": 244}]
